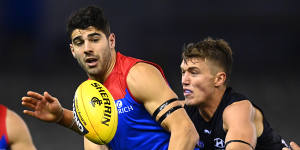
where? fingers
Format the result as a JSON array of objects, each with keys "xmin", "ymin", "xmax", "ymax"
[
  {"xmin": 44, "ymin": 91, "xmax": 56, "ymax": 103},
  {"xmin": 23, "ymin": 90, "xmax": 57, "ymax": 103},
  {"xmin": 23, "ymin": 110, "xmax": 36, "ymax": 118},
  {"xmin": 291, "ymin": 141, "xmax": 300, "ymax": 149},
  {"xmin": 282, "ymin": 141, "xmax": 300, "ymax": 150},
  {"xmin": 22, "ymin": 101, "xmax": 37, "ymax": 110},
  {"xmin": 22, "ymin": 94, "xmax": 39, "ymax": 111},
  {"xmin": 26, "ymin": 91, "xmax": 43, "ymax": 100},
  {"xmin": 22, "ymin": 96, "xmax": 38, "ymax": 105}
]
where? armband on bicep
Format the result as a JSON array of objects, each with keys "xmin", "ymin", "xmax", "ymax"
[
  {"xmin": 152, "ymin": 98, "xmax": 183, "ymax": 124},
  {"xmin": 225, "ymin": 140, "xmax": 254, "ymax": 150}
]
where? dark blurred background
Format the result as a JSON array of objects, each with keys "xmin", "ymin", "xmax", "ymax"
[{"xmin": 0, "ymin": 0, "xmax": 299, "ymax": 149}]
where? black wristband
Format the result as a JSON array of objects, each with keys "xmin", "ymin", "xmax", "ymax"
[
  {"xmin": 157, "ymin": 105, "xmax": 182, "ymax": 125},
  {"xmin": 152, "ymin": 98, "xmax": 177, "ymax": 119}
]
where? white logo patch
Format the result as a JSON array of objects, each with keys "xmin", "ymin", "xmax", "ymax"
[
  {"xmin": 116, "ymin": 100, "xmax": 134, "ymax": 114},
  {"xmin": 204, "ymin": 129, "xmax": 212, "ymax": 134},
  {"xmin": 214, "ymin": 138, "xmax": 225, "ymax": 148},
  {"xmin": 116, "ymin": 100, "xmax": 123, "ymax": 108}
]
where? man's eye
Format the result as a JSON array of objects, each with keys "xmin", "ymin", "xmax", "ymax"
[
  {"xmin": 74, "ymin": 41, "xmax": 83, "ymax": 46},
  {"xmin": 91, "ymin": 39, "xmax": 99, "ymax": 42},
  {"xmin": 191, "ymin": 71, "xmax": 198, "ymax": 74}
]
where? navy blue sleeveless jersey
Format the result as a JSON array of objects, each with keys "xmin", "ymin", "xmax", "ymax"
[{"xmin": 184, "ymin": 87, "xmax": 288, "ymax": 150}]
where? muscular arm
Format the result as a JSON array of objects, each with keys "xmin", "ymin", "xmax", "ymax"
[
  {"xmin": 223, "ymin": 100, "xmax": 257, "ymax": 150},
  {"xmin": 127, "ymin": 62, "xmax": 199, "ymax": 150},
  {"xmin": 6, "ymin": 109, "xmax": 36, "ymax": 150}
]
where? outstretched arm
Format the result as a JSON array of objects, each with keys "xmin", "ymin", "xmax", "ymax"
[
  {"xmin": 6, "ymin": 108, "xmax": 36, "ymax": 150},
  {"xmin": 21, "ymin": 91, "xmax": 80, "ymax": 133}
]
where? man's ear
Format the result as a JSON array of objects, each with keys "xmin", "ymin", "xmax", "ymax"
[
  {"xmin": 108, "ymin": 33, "xmax": 116, "ymax": 49},
  {"xmin": 214, "ymin": 72, "xmax": 226, "ymax": 87},
  {"xmin": 70, "ymin": 44, "xmax": 76, "ymax": 58}
]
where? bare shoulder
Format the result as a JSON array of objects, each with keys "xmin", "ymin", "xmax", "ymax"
[
  {"xmin": 6, "ymin": 108, "xmax": 26, "ymax": 129},
  {"xmin": 223, "ymin": 100, "xmax": 255, "ymax": 130},
  {"xmin": 6, "ymin": 108, "xmax": 36, "ymax": 150},
  {"xmin": 224, "ymin": 100, "xmax": 253, "ymax": 115},
  {"xmin": 6, "ymin": 108, "xmax": 29, "ymax": 140},
  {"xmin": 127, "ymin": 62, "xmax": 175, "ymax": 103},
  {"xmin": 128, "ymin": 62, "xmax": 162, "ymax": 79}
]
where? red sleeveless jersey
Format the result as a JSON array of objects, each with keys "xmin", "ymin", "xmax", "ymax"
[{"xmin": 103, "ymin": 52, "xmax": 166, "ymax": 101}]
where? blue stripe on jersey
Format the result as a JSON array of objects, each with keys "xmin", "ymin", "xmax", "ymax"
[{"xmin": 108, "ymin": 89, "xmax": 170, "ymax": 150}]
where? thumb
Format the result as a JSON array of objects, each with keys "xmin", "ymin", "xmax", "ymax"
[{"xmin": 44, "ymin": 91, "xmax": 55, "ymax": 103}]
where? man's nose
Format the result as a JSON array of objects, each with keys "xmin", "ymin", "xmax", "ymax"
[
  {"xmin": 182, "ymin": 73, "xmax": 190, "ymax": 85},
  {"xmin": 84, "ymin": 41, "xmax": 93, "ymax": 53}
]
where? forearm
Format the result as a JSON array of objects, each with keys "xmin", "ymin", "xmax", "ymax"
[
  {"xmin": 168, "ymin": 128, "xmax": 199, "ymax": 150},
  {"xmin": 57, "ymin": 108, "xmax": 81, "ymax": 134}
]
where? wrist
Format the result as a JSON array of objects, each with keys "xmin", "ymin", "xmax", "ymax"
[
  {"xmin": 68, "ymin": 117, "xmax": 75, "ymax": 128},
  {"xmin": 55, "ymin": 107, "xmax": 64, "ymax": 123}
]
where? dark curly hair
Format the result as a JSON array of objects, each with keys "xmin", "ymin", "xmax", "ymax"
[
  {"xmin": 182, "ymin": 37, "xmax": 233, "ymax": 85},
  {"xmin": 67, "ymin": 6, "xmax": 110, "ymax": 38}
]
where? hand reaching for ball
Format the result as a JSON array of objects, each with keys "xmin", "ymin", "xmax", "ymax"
[{"xmin": 22, "ymin": 91, "xmax": 64, "ymax": 123}]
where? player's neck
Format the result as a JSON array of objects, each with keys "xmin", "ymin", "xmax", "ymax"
[
  {"xmin": 103, "ymin": 50, "xmax": 117, "ymax": 82},
  {"xmin": 198, "ymin": 86, "xmax": 226, "ymax": 122}
]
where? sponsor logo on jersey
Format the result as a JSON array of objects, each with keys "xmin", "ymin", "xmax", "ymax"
[
  {"xmin": 204, "ymin": 129, "xmax": 212, "ymax": 134},
  {"xmin": 214, "ymin": 137, "xmax": 225, "ymax": 149},
  {"xmin": 116, "ymin": 100, "xmax": 134, "ymax": 114}
]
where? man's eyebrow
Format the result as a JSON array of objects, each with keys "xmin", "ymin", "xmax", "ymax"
[
  {"xmin": 88, "ymin": 32, "xmax": 101, "ymax": 38},
  {"xmin": 187, "ymin": 67, "xmax": 199, "ymax": 71},
  {"xmin": 72, "ymin": 33, "xmax": 101, "ymax": 43}
]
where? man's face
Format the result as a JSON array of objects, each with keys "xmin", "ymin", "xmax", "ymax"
[
  {"xmin": 180, "ymin": 58, "xmax": 216, "ymax": 106},
  {"xmin": 70, "ymin": 26, "xmax": 115, "ymax": 77}
]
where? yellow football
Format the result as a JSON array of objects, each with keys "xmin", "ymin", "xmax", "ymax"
[{"xmin": 72, "ymin": 80, "xmax": 118, "ymax": 144}]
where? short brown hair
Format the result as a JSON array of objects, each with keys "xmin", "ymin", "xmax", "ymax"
[{"xmin": 182, "ymin": 37, "xmax": 233, "ymax": 84}]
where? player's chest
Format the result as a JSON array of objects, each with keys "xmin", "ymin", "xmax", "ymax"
[{"xmin": 197, "ymin": 127, "xmax": 227, "ymax": 150}]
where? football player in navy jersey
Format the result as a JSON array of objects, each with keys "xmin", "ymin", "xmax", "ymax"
[{"xmin": 181, "ymin": 37, "xmax": 289, "ymax": 150}]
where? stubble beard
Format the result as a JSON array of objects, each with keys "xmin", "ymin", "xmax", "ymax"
[{"xmin": 77, "ymin": 58, "xmax": 101, "ymax": 77}]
